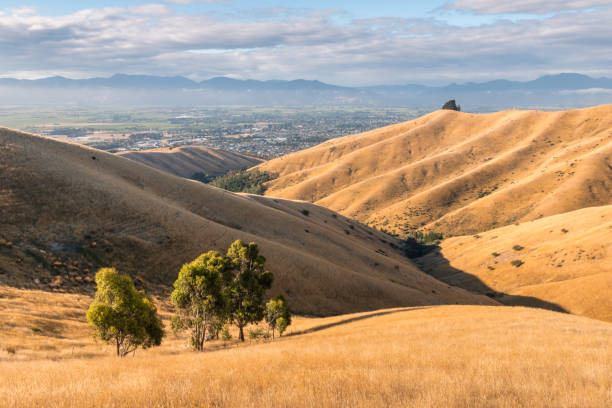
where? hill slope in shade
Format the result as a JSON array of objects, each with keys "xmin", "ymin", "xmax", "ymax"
[
  {"xmin": 413, "ymin": 205, "xmax": 612, "ymax": 322},
  {"xmin": 118, "ymin": 146, "xmax": 263, "ymax": 178},
  {"xmin": 258, "ymin": 105, "xmax": 612, "ymax": 237},
  {"xmin": 0, "ymin": 127, "xmax": 495, "ymax": 315}
]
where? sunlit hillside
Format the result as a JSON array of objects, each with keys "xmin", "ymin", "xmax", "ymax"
[
  {"xmin": 0, "ymin": 127, "xmax": 494, "ymax": 316},
  {"xmin": 1, "ymin": 304, "xmax": 610, "ymax": 407},
  {"xmin": 258, "ymin": 105, "xmax": 612, "ymax": 237},
  {"xmin": 413, "ymin": 205, "xmax": 612, "ymax": 322}
]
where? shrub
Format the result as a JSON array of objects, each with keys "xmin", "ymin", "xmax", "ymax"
[
  {"xmin": 491, "ymin": 252, "xmax": 500, "ymax": 257},
  {"xmin": 265, "ymin": 295, "xmax": 292, "ymax": 338},
  {"xmin": 413, "ymin": 231, "xmax": 443, "ymax": 245},
  {"xmin": 211, "ymin": 170, "xmax": 275, "ymax": 194},
  {"xmin": 248, "ymin": 327, "xmax": 265, "ymax": 340},
  {"xmin": 513, "ymin": 245, "xmax": 524, "ymax": 251},
  {"xmin": 221, "ymin": 326, "xmax": 232, "ymax": 341},
  {"xmin": 511, "ymin": 260, "xmax": 524, "ymax": 267},
  {"xmin": 190, "ymin": 172, "xmax": 213, "ymax": 184}
]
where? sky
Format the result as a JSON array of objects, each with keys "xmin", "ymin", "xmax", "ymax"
[{"xmin": 0, "ymin": 0, "xmax": 611, "ymax": 86}]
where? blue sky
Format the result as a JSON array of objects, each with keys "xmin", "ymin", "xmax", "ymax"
[{"xmin": 1, "ymin": 1, "xmax": 611, "ymax": 85}]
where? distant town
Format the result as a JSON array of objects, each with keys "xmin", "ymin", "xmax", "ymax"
[{"xmin": 2, "ymin": 106, "xmax": 425, "ymax": 159}]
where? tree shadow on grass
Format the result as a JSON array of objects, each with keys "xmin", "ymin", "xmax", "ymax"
[
  {"xmin": 288, "ymin": 306, "xmax": 432, "ymax": 337},
  {"xmin": 409, "ymin": 244, "xmax": 568, "ymax": 314}
]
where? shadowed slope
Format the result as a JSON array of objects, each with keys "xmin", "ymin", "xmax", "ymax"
[
  {"xmin": 0, "ymin": 127, "xmax": 495, "ymax": 316},
  {"xmin": 118, "ymin": 146, "xmax": 262, "ymax": 178},
  {"xmin": 414, "ymin": 205, "xmax": 612, "ymax": 322},
  {"xmin": 258, "ymin": 105, "xmax": 612, "ymax": 236}
]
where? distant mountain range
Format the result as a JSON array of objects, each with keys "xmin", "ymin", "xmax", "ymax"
[
  {"xmin": 0, "ymin": 73, "xmax": 347, "ymax": 91},
  {"xmin": 1, "ymin": 73, "xmax": 611, "ymax": 109}
]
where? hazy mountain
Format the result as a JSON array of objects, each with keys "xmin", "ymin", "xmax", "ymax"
[{"xmin": 1, "ymin": 73, "xmax": 611, "ymax": 109}]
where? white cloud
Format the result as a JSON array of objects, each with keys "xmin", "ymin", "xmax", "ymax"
[
  {"xmin": 0, "ymin": 4, "xmax": 611, "ymax": 85},
  {"xmin": 447, "ymin": 0, "xmax": 612, "ymax": 15},
  {"xmin": 558, "ymin": 88, "xmax": 612, "ymax": 95},
  {"xmin": 163, "ymin": 0, "xmax": 227, "ymax": 4}
]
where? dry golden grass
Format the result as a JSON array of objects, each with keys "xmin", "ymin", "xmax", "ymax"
[
  {"xmin": 0, "ymin": 127, "xmax": 494, "ymax": 316},
  {"xmin": 257, "ymin": 105, "xmax": 612, "ymax": 237},
  {"xmin": 118, "ymin": 145, "xmax": 262, "ymax": 178},
  {"xmin": 415, "ymin": 205, "xmax": 612, "ymax": 322},
  {"xmin": 1, "ymin": 305, "xmax": 610, "ymax": 407}
]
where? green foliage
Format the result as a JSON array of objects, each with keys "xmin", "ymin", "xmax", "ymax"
[
  {"xmin": 210, "ymin": 170, "xmax": 275, "ymax": 194},
  {"xmin": 413, "ymin": 231, "xmax": 443, "ymax": 245},
  {"xmin": 190, "ymin": 172, "xmax": 213, "ymax": 184},
  {"xmin": 511, "ymin": 259, "xmax": 524, "ymax": 267},
  {"xmin": 226, "ymin": 240, "xmax": 274, "ymax": 341},
  {"xmin": 170, "ymin": 251, "xmax": 231, "ymax": 351},
  {"xmin": 248, "ymin": 327, "xmax": 265, "ymax": 340},
  {"xmin": 221, "ymin": 326, "xmax": 232, "ymax": 341},
  {"xmin": 87, "ymin": 268, "xmax": 164, "ymax": 357},
  {"xmin": 170, "ymin": 240, "xmax": 274, "ymax": 347},
  {"xmin": 265, "ymin": 295, "xmax": 292, "ymax": 338}
]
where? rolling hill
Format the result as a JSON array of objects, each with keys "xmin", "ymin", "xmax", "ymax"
[
  {"xmin": 1, "ymin": 304, "xmax": 610, "ymax": 407},
  {"xmin": 413, "ymin": 205, "xmax": 612, "ymax": 322},
  {"xmin": 258, "ymin": 105, "xmax": 612, "ymax": 237},
  {"xmin": 0, "ymin": 127, "xmax": 495, "ymax": 316},
  {"xmin": 117, "ymin": 146, "xmax": 262, "ymax": 178}
]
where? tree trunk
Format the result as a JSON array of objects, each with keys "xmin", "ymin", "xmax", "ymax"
[
  {"xmin": 238, "ymin": 324, "xmax": 245, "ymax": 341},
  {"xmin": 116, "ymin": 338, "xmax": 120, "ymax": 357}
]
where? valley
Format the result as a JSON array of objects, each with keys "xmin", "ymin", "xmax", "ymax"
[{"xmin": 1, "ymin": 105, "xmax": 610, "ymax": 407}]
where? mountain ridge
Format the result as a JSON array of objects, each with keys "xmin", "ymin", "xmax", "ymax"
[{"xmin": 2, "ymin": 72, "xmax": 611, "ymax": 91}]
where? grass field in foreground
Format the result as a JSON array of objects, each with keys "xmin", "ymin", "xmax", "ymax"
[{"xmin": 1, "ymin": 303, "xmax": 610, "ymax": 407}]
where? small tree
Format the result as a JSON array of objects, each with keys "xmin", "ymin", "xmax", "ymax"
[
  {"xmin": 265, "ymin": 295, "xmax": 291, "ymax": 338},
  {"xmin": 170, "ymin": 251, "xmax": 230, "ymax": 351},
  {"xmin": 226, "ymin": 240, "xmax": 274, "ymax": 341},
  {"xmin": 87, "ymin": 268, "xmax": 164, "ymax": 357}
]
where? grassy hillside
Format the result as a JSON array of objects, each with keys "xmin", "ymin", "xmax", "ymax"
[
  {"xmin": 258, "ymin": 105, "xmax": 612, "ymax": 237},
  {"xmin": 118, "ymin": 145, "xmax": 262, "ymax": 178},
  {"xmin": 1, "ymin": 305, "xmax": 610, "ymax": 407},
  {"xmin": 0, "ymin": 127, "xmax": 494, "ymax": 316},
  {"xmin": 413, "ymin": 205, "xmax": 612, "ymax": 322}
]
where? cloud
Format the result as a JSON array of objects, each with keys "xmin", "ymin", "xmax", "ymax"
[
  {"xmin": 558, "ymin": 88, "xmax": 612, "ymax": 95},
  {"xmin": 0, "ymin": 4, "xmax": 611, "ymax": 85},
  {"xmin": 163, "ymin": 0, "xmax": 227, "ymax": 4},
  {"xmin": 447, "ymin": 0, "xmax": 612, "ymax": 15}
]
